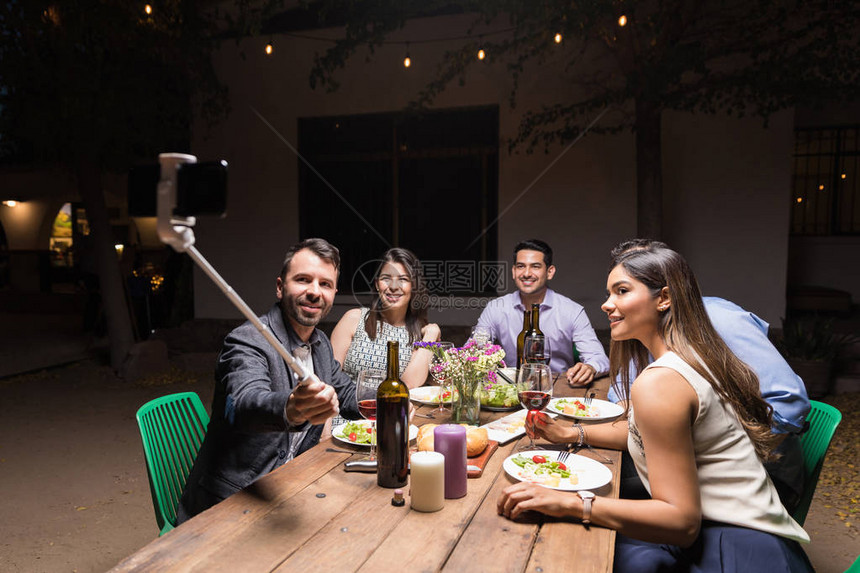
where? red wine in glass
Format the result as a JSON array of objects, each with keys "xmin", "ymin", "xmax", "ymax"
[
  {"xmin": 358, "ymin": 399, "xmax": 377, "ymax": 420},
  {"xmin": 516, "ymin": 363, "xmax": 552, "ymax": 451},
  {"xmin": 519, "ymin": 390, "xmax": 551, "ymax": 410}
]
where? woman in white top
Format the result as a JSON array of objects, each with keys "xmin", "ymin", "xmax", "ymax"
[
  {"xmin": 498, "ymin": 241, "xmax": 811, "ymax": 572},
  {"xmin": 331, "ymin": 248, "xmax": 440, "ymax": 389}
]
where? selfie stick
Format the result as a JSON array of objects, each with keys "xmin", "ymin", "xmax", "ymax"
[{"xmin": 156, "ymin": 153, "xmax": 318, "ymax": 386}]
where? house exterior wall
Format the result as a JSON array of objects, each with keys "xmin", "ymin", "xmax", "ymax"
[{"xmin": 190, "ymin": 15, "xmax": 796, "ymax": 326}]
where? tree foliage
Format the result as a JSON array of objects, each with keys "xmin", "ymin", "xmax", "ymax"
[
  {"xmin": 304, "ymin": 0, "xmax": 860, "ymax": 152},
  {"xmin": 0, "ymin": 0, "xmax": 229, "ymax": 165}
]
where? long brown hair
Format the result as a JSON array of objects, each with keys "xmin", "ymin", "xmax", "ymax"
[
  {"xmin": 364, "ymin": 248, "xmax": 429, "ymax": 342},
  {"xmin": 609, "ymin": 240, "xmax": 778, "ymax": 461}
]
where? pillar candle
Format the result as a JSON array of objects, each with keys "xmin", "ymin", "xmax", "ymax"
[
  {"xmin": 434, "ymin": 424, "xmax": 467, "ymax": 499},
  {"xmin": 409, "ymin": 451, "xmax": 445, "ymax": 512}
]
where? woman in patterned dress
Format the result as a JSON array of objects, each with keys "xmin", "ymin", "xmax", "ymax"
[{"xmin": 331, "ymin": 248, "xmax": 441, "ymax": 388}]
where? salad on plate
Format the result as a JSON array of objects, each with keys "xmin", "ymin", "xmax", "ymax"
[
  {"xmin": 480, "ymin": 379, "xmax": 520, "ymax": 409},
  {"xmin": 336, "ymin": 420, "xmax": 375, "ymax": 445},
  {"xmin": 509, "ymin": 453, "xmax": 578, "ymax": 489}
]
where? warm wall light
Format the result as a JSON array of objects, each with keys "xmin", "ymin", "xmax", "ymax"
[
  {"xmin": 144, "ymin": 4, "xmax": 152, "ymax": 15},
  {"xmin": 842, "ymin": 173, "xmax": 847, "ymax": 179},
  {"xmin": 618, "ymin": 15, "xmax": 628, "ymax": 26},
  {"xmin": 554, "ymin": 33, "xmax": 563, "ymax": 44},
  {"xmin": 2, "ymin": 200, "xmax": 19, "ymax": 207},
  {"xmin": 265, "ymin": 43, "xmax": 273, "ymax": 55},
  {"xmin": 819, "ymin": 184, "xmax": 825, "ymax": 190},
  {"xmin": 404, "ymin": 43, "xmax": 411, "ymax": 68},
  {"xmin": 477, "ymin": 48, "xmax": 485, "ymax": 60},
  {"xmin": 115, "ymin": 244, "xmax": 125, "ymax": 257},
  {"xmin": 796, "ymin": 197, "xmax": 803, "ymax": 203}
]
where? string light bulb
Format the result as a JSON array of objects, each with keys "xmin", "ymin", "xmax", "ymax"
[
  {"xmin": 403, "ymin": 43, "xmax": 411, "ymax": 68},
  {"xmin": 477, "ymin": 36, "xmax": 485, "ymax": 60},
  {"xmin": 819, "ymin": 184, "xmax": 825, "ymax": 190},
  {"xmin": 796, "ymin": 197, "xmax": 803, "ymax": 204},
  {"xmin": 144, "ymin": 4, "xmax": 152, "ymax": 15},
  {"xmin": 477, "ymin": 48, "xmax": 485, "ymax": 60},
  {"xmin": 554, "ymin": 32, "xmax": 563, "ymax": 44},
  {"xmin": 842, "ymin": 173, "xmax": 847, "ymax": 179},
  {"xmin": 618, "ymin": 15, "xmax": 627, "ymax": 27},
  {"xmin": 265, "ymin": 42, "xmax": 274, "ymax": 55}
]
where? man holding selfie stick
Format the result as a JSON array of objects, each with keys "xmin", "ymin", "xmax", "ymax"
[
  {"xmin": 148, "ymin": 154, "xmax": 358, "ymax": 521},
  {"xmin": 176, "ymin": 238, "xmax": 360, "ymax": 522}
]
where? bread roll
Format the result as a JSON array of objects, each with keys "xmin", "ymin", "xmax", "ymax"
[
  {"xmin": 415, "ymin": 423, "xmax": 488, "ymax": 457},
  {"xmin": 417, "ymin": 424, "xmax": 438, "ymax": 451},
  {"xmin": 466, "ymin": 426, "xmax": 488, "ymax": 457}
]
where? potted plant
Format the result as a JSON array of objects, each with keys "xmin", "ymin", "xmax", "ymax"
[{"xmin": 777, "ymin": 316, "xmax": 841, "ymax": 398}]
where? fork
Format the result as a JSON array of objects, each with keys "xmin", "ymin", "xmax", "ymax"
[
  {"xmin": 557, "ymin": 450, "xmax": 570, "ymax": 465},
  {"xmin": 585, "ymin": 391, "xmax": 595, "ymax": 408}
]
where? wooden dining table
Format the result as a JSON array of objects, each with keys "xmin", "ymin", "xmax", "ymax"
[{"xmin": 111, "ymin": 375, "xmax": 623, "ymax": 572}]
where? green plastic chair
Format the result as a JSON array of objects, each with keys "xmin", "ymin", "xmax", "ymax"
[
  {"xmin": 791, "ymin": 400, "xmax": 842, "ymax": 526},
  {"xmin": 846, "ymin": 554, "xmax": 860, "ymax": 573},
  {"xmin": 136, "ymin": 392, "xmax": 209, "ymax": 535}
]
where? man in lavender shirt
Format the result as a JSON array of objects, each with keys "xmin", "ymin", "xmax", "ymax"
[{"xmin": 476, "ymin": 239, "xmax": 609, "ymax": 385}]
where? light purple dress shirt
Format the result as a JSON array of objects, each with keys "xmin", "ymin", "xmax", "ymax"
[{"xmin": 476, "ymin": 289, "xmax": 609, "ymax": 376}]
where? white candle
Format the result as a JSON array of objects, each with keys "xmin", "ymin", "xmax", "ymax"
[{"xmin": 409, "ymin": 451, "xmax": 445, "ymax": 512}]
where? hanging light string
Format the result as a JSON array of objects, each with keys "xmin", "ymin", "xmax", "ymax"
[{"xmin": 278, "ymin": 26, "xmax": 515, "ymax": 46}]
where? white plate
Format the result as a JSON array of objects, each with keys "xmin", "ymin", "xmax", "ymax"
[
  {"xmin": 480, "ymin": 409, "xmax": 556, "ymax": 445},
  {"xmin": 503, "ymin": 450, "xmax": 613, "ymax": 491},
  {"xmin": 332, "ymin": 420, "xmax": 418, "ymax": 447},
  {"xmin": 409, "ymin": 386, "xmax": 450, "ymax": 405},
  {"xmin": 546, "ymin": 397, "xmax": 624, "ymax": 421}
]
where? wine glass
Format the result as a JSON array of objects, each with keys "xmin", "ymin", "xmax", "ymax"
[
  {"xmin": 516, "ymin": 363, "xmax": 553, "ymax": 451},
  {"xmin": 471, "ymin": 326, "xmax": 493, "ymax": 346},
  {"xmin": 429, "ymin": 342, "xmax": 454, "ymax": 414},
  {"xmin": 356, "ymin": 369, "xmax": 384, "ymax": 460},
  {"xmin": 524, "ymin": 334, "xmax": 551, "ymax": 367}
]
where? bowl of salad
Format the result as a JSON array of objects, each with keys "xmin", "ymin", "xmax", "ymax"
[{"xmin": 480, "ymin": 371, "xmax": 522, "ymax": 411}]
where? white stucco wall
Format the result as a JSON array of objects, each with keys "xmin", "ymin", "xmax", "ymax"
[{"xmin": 190, "ymin": 15, "xmax": 794, "ymax": 326}]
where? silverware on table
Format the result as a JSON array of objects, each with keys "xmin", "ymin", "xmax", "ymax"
[
  {"xmin": 557, "ymin": 450, "xmax": 570, "ymax": 465},
  {"xmin": 496, "ymin": 369, "xmax": 516, "ymax": 384},
  {"xmin": 413, "ymin": 412, "xmax": 436, "ymax": 419},
  {"xmin": 325, "ymin": 447, "xmax": 357, "ymax": 454}
]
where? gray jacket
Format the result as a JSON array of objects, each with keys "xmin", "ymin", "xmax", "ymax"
[{"xmin": 177, "ymin": 304, "xmax": 358, "ymax": 522}]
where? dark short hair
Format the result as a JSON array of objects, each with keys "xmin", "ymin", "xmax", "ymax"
[
  {"xmin": 280, "ymin": 238, "xmax": 341, "ymax": 278},
  {"xmin": 514, "ymin": 239, "xmax": 553, "ymax": 267}
]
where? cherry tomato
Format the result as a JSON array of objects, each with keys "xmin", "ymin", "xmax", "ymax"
[
  {"xmin": 348, "ymin": 432, "xmax": 357, "ymax": 442},
  {"xmin": 557, "ymin": 462, "xmax": 567, "ymax": 471},
  {"xmin": 532, "ymin": 455, "xmax": 547, "ymax": 464},
  {"xmin": 366, "ymin": 427, "xmax": 373, "ymax": 433}
]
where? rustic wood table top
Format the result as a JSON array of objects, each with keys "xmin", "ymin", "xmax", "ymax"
[{"xmin": 111, "ymin": 375, "xmax": 622, "ymax": 572}]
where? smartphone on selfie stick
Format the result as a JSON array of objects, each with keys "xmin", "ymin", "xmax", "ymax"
[{"xmin": 152, "ymin": 152, "xmax": 318, "ymax": 386}]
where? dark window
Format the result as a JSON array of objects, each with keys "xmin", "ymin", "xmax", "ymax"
[
  {"xmin": 298, "ymin": 106, "xmax": 499, "ymax": 293},
  {"xmin": 791, "ymin": 126, "xmax": 860, "ymax": 235}
]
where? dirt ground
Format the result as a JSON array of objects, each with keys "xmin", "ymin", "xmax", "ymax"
[{"xmin": 0, "ymin": 359, "xmax": 857, "ymax": 573}]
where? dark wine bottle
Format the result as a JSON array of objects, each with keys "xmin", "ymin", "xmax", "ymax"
[
  {"xmin": 376, "ymin": 341, "xmax": 409, "ymax": 488},
  {"xmin": 516, "ymin": 309, "xmax": 531, "ymax": 369},
  {"xmin": 530, "ymin": 303, "xmax": 543, "ymax": 337}
]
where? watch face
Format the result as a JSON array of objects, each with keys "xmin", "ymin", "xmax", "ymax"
[{"xmin": 579, "ymin": 491, "xmax": 595, "ymax": 500}]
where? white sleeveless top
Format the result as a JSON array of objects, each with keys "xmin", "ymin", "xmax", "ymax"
[{"xmin": 627, "ymin": 351, "xmax": 809, "ymax": 543}]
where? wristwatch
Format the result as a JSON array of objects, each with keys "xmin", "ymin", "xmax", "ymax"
[{"xmin": 578, "ymin": 491, "xmax": 596, "ymax": 525}]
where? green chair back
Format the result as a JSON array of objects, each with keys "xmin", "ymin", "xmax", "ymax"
[
  {"xmin": 791, "ymin": 400, "xmax": 842, "ymax": 526},
  {"xmin": 846, "ymin": 554, "xmax": 860, "ymax": 573},
  {"xmin": 136, "ymin": 392, "xmax": 209, "ymax": 536}
]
